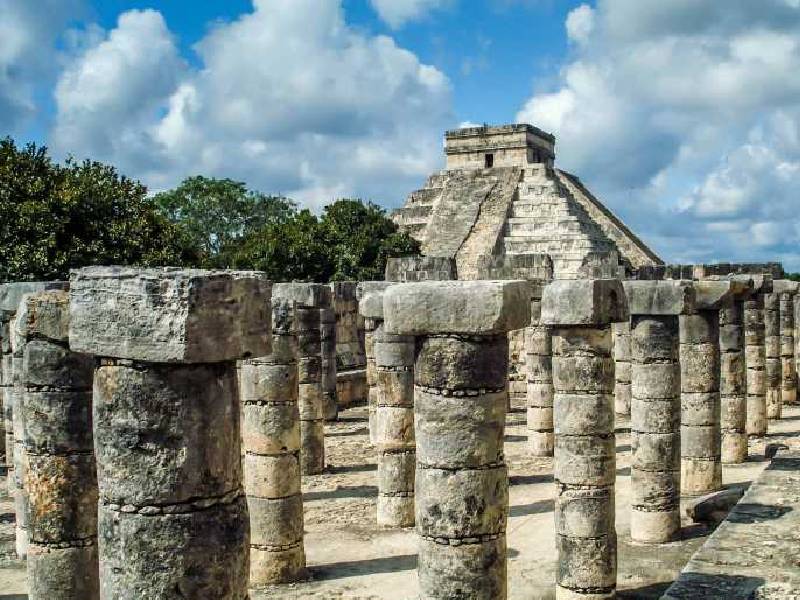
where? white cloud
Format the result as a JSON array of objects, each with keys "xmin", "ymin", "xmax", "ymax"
[
  {"xmin": 517, "ymin": 0, "xmax": 800, "ymax": 269},
  {"xmin": 566, "ymin": 4, "xmax": 594, "ymax": 45},
  {"xmin": 50, "ymin": 0, "xmax": 452, "ymax": 208},
  {"xmin": 52, "ymin": 10, "xmax": 186, "ymax": 173},
  {"xmin": 369, "ymin": 0, "xmax": 451, "ymax": 29},
  {"xmin": 0, "ymin": 0, "xmax": 85, "ymax": 134}
]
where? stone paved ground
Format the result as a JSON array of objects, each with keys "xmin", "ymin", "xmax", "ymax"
[{"xmin": 0, "ymin": 404, "xmax": 797, "ymax": 600}]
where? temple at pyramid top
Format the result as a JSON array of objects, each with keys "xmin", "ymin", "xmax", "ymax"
[
  {"xmin": 444, "ymin": 124, "xmax": 556, "ymax": 170},
  {"xmin": 393, "ymin": 123, "xmax": 663, "ymax": 280}
]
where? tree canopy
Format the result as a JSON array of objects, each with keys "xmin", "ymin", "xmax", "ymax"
[
  {"xmin": 0, "ymin": 138, "xmax": 195, "ymax": 282},
  {"xmin": 0, "ymin": 138, "xmax": 420, "ymax": 283}
]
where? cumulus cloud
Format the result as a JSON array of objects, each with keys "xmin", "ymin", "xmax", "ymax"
[
  {"xmin": 0, "ymin": 0, "xmax": 85, "ymax": 134},
  {"xmin": 369, "ymin": 0, "xmax": 452, "ymax": 29},
  {"xmin": 565, "ymin": 4, "xmax": 594, "ymax": 45},
  {"xmin": 52, "ymin": 10, "xmax": 186, "ymax": 174},
  {"xmin": 517, "ymin": 0, "xmax": 800, "ymax": 269},
  {"xmin": 50, "ymin": 0, "xmax": 452, "ymax": 208}
]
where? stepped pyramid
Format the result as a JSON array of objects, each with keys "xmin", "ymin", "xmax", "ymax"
[{"xmin": 393, "ymin": 124, "xmax": 662, "ymax": 279}]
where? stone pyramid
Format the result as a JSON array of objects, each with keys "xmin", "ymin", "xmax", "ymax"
[{"xmin": 393, "ymin": 124, "xmax": 662, "ymax": 280}]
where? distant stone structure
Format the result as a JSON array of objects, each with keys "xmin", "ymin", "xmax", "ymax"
[{"xmin": 393, "ymin": 124, "xmax": 662, "ymax": 280}]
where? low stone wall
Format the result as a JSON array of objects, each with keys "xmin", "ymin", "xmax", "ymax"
[{"xmin": 663, "ymin": 449, "xmax": 800, "ymax": 599}]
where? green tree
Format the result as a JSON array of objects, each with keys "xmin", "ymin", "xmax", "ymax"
[
  {"xmin": 153, "ymin": 176, "xmax": 296, "ymax": 267},
  {"xmin": 231, "ymin": 210, "xmax": 332, "ymax": 282},
  {"xmin": 0, "ymin": 138, "xmax": 195, "ymax": 282},
  {"xmin": 320, "ymin": 199, "xmax": 420, "ymax": 281}
]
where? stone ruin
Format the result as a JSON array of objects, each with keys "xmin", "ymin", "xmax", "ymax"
[
  {"xmin": 0, "ymin": 128, "xmax": 798, "ymax": 600},
  {"xmin": 392, "ymin": 124, "xmax": 662, "ymax": 280}
]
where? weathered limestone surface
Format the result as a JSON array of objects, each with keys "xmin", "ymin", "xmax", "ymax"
[
  {"xmin": 384, "ymin": 280, "xmax": 531, "ymax": 336},
  {"xmin": 320, "ymin": 306, "xmax": 338, "ymax": 421},
  {"xmin": 273, "ymin": 283, "xmax": 330, "ymax": 475},
  {"xmin": 763, "ymin": 293, "xmax": 782, "ymax": 420},
  {"xmin": 720, "ymin": 291, "xmax": 748, "ymax": 464},
  {"xmin": 525, "ymin": 298, "xmax": 553, "ymax": 456},
  {"xmin": 358, "ymin": 283, "xmax": 396, "ymax": 445},
  {"xmin": 612, "ymin": 321, "xmax": 631, "ymax": 416},
  {"xmin": 393, "ymin": 125, "xmax": 663, "ymax": 280},
  {"xmin": 680, "ymin": 281, "xmax": 731, "ymax": 497},
  {"xmin": 774, "ymin": 280, "xmax": 798, "ymax": 409},
  {"xmin": 240, "ymin": 299, "xmax": 306, "ymax": 585},
  {"xmin": 16, "ymin": 291, "xmax": 98, "ymax": 600},
  {"xmin": 624, "ymin": 280, "xmax": 693, "ymax": 543},
  {"xmin": 69, "ymin": 267, "xmax": 271, "ymax": 362},
  {"xmin": 386, "ymin": 280, "xmax": 531, "ymax": 600},
  {"xmin": 70, "ymin": 267, "xmax": 270, "ymax": 600},
  {"xmin": 795, "ymin": 294, "xmax": 800, "ymax": 404},
  {"xmin": 745, "ymin": 295, "xmax": 767, "ymax": 437},
  {"xmin": 3, "ymin": 281, "xmax": 69, "ymax": 559},
  {"xmin": 370, "ymin": 289, "xmax": 415, "ymax": 528},
  {"xmin": 542, "ymin": 279, "xmax": 627, "ymax": 599},
  {"xmin": 663, "ymin": 450, "xmax": 800, "ymax": 599},
  {"xmin": 331, "ymin": 282, "xmax": 366, "ymax": 410},
  {"xmin": 385, "ymin": 257, "xmax": 456, "ymax": 283}
]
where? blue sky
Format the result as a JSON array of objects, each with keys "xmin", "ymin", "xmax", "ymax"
[
  {"xmin": 82, "ymin": 0, "xmax": 577, "ymax": 131},
  {"xmin": 3, "ymin": 0, "xmax": 800, "ymax": 269}
]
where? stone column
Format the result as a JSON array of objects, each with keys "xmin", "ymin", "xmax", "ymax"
[
  {"xmin": 240, "ymin": 299, "xmax": 306, "ymax": 585},
  {"xmin": 681, "ymin": 281, "xmax": 735, "ymax": 496},
  {"xmin": 719, "ymin": 278, "xmax": 752, "ymax": 464},
  {"xmin": 273, "ymin": 283, "xmax": 331, "ymax": 475},
  {"xmin": 360, "ymin": 288, "xmax": 415, "ymax": 527},
  {"xmin": 525, "ymin": 298, "xmax": 554, "ymax": 456},
  {"xmin": 764, "ymin": 292, "xmax": 782, "ymax": 420},
  {"xmin": 795, "ymin": 294, "xmax": 800, "ymax": 404},
  {"xmin": 0, "ymin": 281, "xmax": 67, "ymax": 557},
  {"xmin": 612, "ymin": 321, "xmax": 632, "ymax": 416},
  {"xmin": 745, "ymin": 290, "xmax": 768, "ymax": 437},
  {"xmin": 775, "ymin": 281, "xmax": 798, "ymax": 408},
  {"xmin": 320, "ymin": 305, "xmax": 338, "ymax": 422},
  {"xmin": 364, "ymin": 316, "xmax": 380, "ymax": 444},
  {"xmin": 15, "ymin": 291, "xmax": 98, "ymax": 599},
  {"xmin": 385, "ymin": 280, "xmax": 531, "ymax": 600},
  {"xmin": 624, "ymin": 280, "xmax": 694, "ymax": 544},
  {"xmin": 544, "ymin": 279, "xmax": 627, "ymax": 599},
  {"xmin": 357, "ymin": 282, "xmax": 394, "ymax": 445},
  {"xmin": 70, "ymin": 267, "xmax": 271, "ymax": 599}
]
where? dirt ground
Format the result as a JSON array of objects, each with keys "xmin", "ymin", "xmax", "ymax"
[{"xmin": 0, "ymin": 403, "xmax": 798, "ymax": 600}]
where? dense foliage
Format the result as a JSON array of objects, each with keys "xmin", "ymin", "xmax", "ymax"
[
  {"xmin": 0, "ymin": 138, "xmax": 419, "ymax": 283},
  {"xmin": 0, "ymin": 138, "xmax": 195, "ymax": 282}
]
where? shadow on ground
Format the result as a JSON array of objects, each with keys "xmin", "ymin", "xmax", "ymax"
[
  {"xmin": 313, "ymin": 554, "xmax": 417, "ymax": 581},
  {"xmin": 304, "ymin": 485, "xmax": 377, "ymax": 501}
]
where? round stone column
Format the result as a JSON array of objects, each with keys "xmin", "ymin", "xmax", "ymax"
[
  {"xmin": 525, "ymin": 312, "xmax": 554, "ymax": 457},
  {"xmin": 385, "ymin": 280, "xmax": 531, "ymax": 600},
  {"xmin": 15, "ymin": 290, "xmax": 98, "ymax": 600},
  {"xmin": 361, "ymin": 289, "xmax": 416, "ymax": 527},
  {"xmin": 240, "ymin": 299, "xmax": 306, "ymax": 585},
  {"xmin": 764, "ymin": 292, "xmax": 782, "ymax": 420},
  {"xmin": 1, "ymin": 282, "xmax": 67, "ymax": 557},
  {"xmin": 357, "ymin": 282, "xmax": 395, "ymax": 445},
  {"xmin": 70, "ymin": 267, "xmax": 271, "ymax": 599},
  {"xmin": 680, "ymin": 280, "xmax": 734, "ymax": 497},
  {"xmin": 720, "ymin": 293, "xmax": 748, "ymax": 464},
  {"xmin": 0, "ymin": 317, "xmax": 11, "ymax": 472},
  {"xmin": 625, "ymin": 280, "xmax": 693, "ymax": 544},
  {"xmin": 612, "ymin": 321, "xmax": 632, "ymax": 416},
  {"xmin": 320, "ymin": 305, "xmax": 338, "ymax": 422},
  {"xmin": 744, "ymin": 295, "xmax": 767, "ymax": 437},
  {"xmin": 364, "ymin": 316, "xmax": 380, "ymax": 444},
  {"xmin": 544, "ymin": 279, "xmax": 628, "ymax": 600},
  {"xmin": 273, "ymin": 283, "xmax": 331, "ymax": 476},
  {"xmin": 795, "ymin": 294, "xmax": 800, "ymax": 402},
  {"xmin": 776, "ymin": 282, "xmax": 798, "ymax": 408}
]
